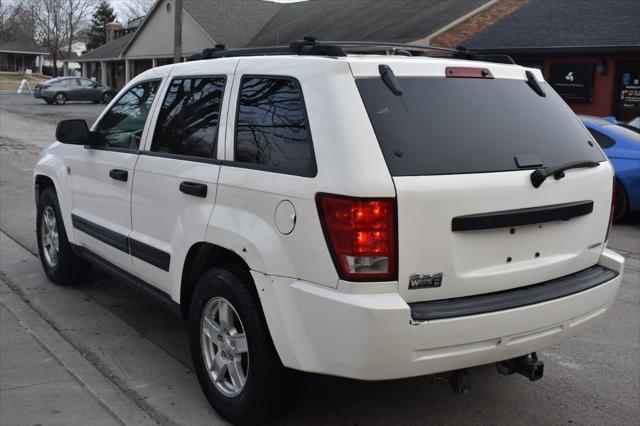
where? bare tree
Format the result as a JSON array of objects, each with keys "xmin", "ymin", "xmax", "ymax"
[
  {"xmin": 65, "ymin": 0, "xmax": 97, "ymax": 57},
  {"xmin": 0, "ymin": 0, "xmax": 36, "ymax": 42},
  {"xmin": 30, "ymin": 0, "xmax": 67, "ymax": 76}
]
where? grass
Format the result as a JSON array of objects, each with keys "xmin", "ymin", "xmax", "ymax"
[{"xmin": 0, "ymin": 72, "xmax": 49, "ymax": 91}]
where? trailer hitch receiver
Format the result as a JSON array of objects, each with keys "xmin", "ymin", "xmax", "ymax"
[{"xmin": 497, "ymin": 352, "xmax": 544, "ymax": 381}]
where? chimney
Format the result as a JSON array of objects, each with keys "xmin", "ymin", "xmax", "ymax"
[{"xmin": 106, "ymin": 21, "xmax": 123, "ymax": 42}]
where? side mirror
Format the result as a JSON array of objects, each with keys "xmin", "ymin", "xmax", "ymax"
[{"xmin": 56, "ymin": 119, "xmax": 92, "ymax": 145}]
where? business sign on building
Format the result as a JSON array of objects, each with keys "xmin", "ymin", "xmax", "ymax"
[{"xmin": 549, "ymin": 63, "xmax": 595, "ymax": 103}]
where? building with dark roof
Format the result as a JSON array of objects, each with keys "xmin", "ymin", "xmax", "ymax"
[
  {"xmin": 463, "ymin": 0, "xmax": 640, "ymax": 120},
  {"xmin": 71, "ymin": 0, "xmax": 496, "ymax": 90},
  {"xmin": 0, "ymin": 39, "xmax": 45, "ymax": 73}
]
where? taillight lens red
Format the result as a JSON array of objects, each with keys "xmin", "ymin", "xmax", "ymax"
[
  {"xmin": 317, "ymin": 194, "xmax": 397, "ymax": 281},
  {"xmin": 605, "ymin": 178, "xmax": 615, "ymax": 242}
]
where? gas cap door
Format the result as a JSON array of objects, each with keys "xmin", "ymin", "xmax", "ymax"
[{"xmin": 274, "ymin": 200, "xmax": 296, "ymax": 235}]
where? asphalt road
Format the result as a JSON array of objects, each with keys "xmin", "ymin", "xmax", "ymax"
[{"xmin": 1, "ymin": 92, "xmax": 639, "ymax": 425}]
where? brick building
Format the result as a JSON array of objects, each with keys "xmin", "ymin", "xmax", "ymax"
[{"xmin": 436, "ymin": 0, "xmax": 640, "ymax": 121}]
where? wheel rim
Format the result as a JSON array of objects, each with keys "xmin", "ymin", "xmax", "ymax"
[
  {"xmin": 200, "ymin": 297, "xmax": 249, "ymax": 397},
  {"xmin": 41, "ymin": 206, "xmax": 59, "ymax": 267},
  {"xmin": 103, "ymin": 93, "xmax": 112, "ymax": 103},
  {"xmin": 56, "ymin": 94, "xmax": 65, "ymax": 104}
]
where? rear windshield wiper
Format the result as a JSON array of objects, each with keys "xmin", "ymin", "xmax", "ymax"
[
  {"xmin": 530, "ymin": 161, "xmax": 599, "ymax": 188},
  {"xmin": 379, "ymin": 64, "xmax": 403, "ymax": 96}
]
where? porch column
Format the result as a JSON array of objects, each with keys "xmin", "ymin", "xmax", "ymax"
[
  {"xmin": 100, "ymin": 61, "xmax": 108, "ymax": 85},
  {"xmin": 82, "ymin": 63, "xmax": 88, "ymax": 78},
  {"xmin": 63, "ymin": 62, "xmax": 69, "ymax": 76},
  {"xmin": 39, "ymin": 55, "xmax": 43, "ymax": 74},
  {"xmin": 125, "ymin": 59, "xmax": 131, "ymax": 83},
  {"xmin": 152, "ymin": 58, "xmax": 158, "ymax": 68}
]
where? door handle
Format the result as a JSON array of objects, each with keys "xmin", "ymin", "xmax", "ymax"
[
  {"xmin": 180, "ymin": 181, "xmax": 207, "ymax": 198},
  {"xmin": 109, "ymin": 169, "xmax": 128, "ymax": 181}
]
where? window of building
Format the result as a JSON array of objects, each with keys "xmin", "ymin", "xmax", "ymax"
[
  {"xmin": 96, "ymin": 80, "xmax": 159, "ymax": 149},
  {"xmin": 235, "ymin": 77, "xmax": 316, "ymax": 176},
  {"xmin": 151, "ymin": 77, "xmax": 225, "ymax": 158}
]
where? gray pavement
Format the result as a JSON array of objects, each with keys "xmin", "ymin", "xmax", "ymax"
[{"xmin": 1, "ymin": 91, "xmax": 639, "ymax": 425}]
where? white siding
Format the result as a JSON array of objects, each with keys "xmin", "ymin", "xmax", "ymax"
[
  {"xmin": 124, "ymin": 0, "xmax": 215, "ymax": 60},
  {"xmin": 182, "ymin": 11, "xmax": 216, "ymax": 56}
]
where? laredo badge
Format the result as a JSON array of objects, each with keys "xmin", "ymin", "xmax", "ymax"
[{"xmin": 408, "ymin": 272, "xmax": 443, "ymax": 290}]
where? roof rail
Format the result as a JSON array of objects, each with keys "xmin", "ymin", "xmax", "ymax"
[{"xmin": 188, "ymin": 37, "xmax": 516, "ymax": 65}]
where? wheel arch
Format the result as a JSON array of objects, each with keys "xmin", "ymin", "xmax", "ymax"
[
  {"xmin": 34, "ymin": 174, "xmax": 56, "ymax": 205},
  {"xmin": 180, "ymin": 241, "xmax": 254, "ymax": 319}
]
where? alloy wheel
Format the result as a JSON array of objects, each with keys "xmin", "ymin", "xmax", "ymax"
[
  {"xmin": 200, "ymin": 297, "xmax": 249, "ymax": 397},
  {"xmin": 41, "ymin": 206, "xmax": 59, "ymax": 267}
]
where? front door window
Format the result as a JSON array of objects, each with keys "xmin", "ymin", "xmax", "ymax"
[{"xmin": 96, "ymin": 80, "xmax": 160, "ymax": 150}]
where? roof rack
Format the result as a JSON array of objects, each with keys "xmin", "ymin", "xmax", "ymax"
[{"xmin": 188, "ymin": 37, "xmax": 515, "ymax": 65}]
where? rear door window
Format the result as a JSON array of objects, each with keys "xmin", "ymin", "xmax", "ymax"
[
  {"xmin": 234, "ymin": 76, "xmax": 316, "ymax": 176},
  {"xmin": 151, "ymin": 77, "xmax": 226, "ymax": 158},
  {"xmin": 356, "ymin": 77, "xmax": 605, "ymax": 176}
]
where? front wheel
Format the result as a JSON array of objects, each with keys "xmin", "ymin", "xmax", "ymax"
[
  {"xmin": 36, "ymin": 188, "xmax": 91, "ymax": 284},
  {"xmin": 189, "ymin": 266, "xmax": 298, "ymax": 424}
]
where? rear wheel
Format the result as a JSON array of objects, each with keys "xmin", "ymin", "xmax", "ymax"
[
  {"xmin": 613, "ymin": 180, "xmax": 629, "ymax": 222},
  {"xmin": 36, "ymin": 188, "xmax": 91, "ymax": 284},
  {"xmin": 189, "ymin": 266, "xmax": 297, "ymax": 424},
  {"xmin": 54, "ymin": 92, "xmax": 66, "ymax": 105}
]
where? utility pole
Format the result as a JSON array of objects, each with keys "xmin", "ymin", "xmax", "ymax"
[{"xmin": 173, "ymin": 0, "xmax": 183, "ymax": 63}]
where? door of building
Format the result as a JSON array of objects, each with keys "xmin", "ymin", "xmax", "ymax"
[{"xmin": 614, "ymin": 60, "xmax": 640, "ymax": 122}]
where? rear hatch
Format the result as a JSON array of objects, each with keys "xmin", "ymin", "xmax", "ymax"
[{"xmin": 352, "ymin": 60, "xmax": 612, "ymax": 303}]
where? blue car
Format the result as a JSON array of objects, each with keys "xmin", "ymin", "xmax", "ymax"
[{"xmin": 580, "ymin": 115, "xmax": 640, "ymax": 220}]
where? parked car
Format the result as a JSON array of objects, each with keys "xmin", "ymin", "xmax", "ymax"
[
  {"xmin": 580, "ymin": 115, "xmax": 640, "ymax": 220},
  {"xmin": 627, "ymin": 116, "xmax": 640, "ymax": 131},
  {"xmin": 34, "ymin": 77, "xmax": 115, "ymax": 105},
  {"xmin": 34, "ymin": 40, "xmax": 624, "ymax": 425}
]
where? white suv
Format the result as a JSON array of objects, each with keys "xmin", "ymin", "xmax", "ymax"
[{"xmin": 34, "ymin": 40, "xmax": 624, "ymax": 424}]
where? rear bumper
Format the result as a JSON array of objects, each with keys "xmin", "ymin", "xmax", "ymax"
[
  {"xmin": 254, "ymin": 249, "xmax": 624, "ymax": 380},
  {"xmin": 33, "ymin": 91, "xmax": 52, "ymax": 100}
]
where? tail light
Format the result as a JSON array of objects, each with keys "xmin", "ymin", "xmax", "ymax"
[
  {"xmin": 41, "ymin": 85, "xmax": 49, "ymax": 90},
  {"xmin": 605, "ymin": 178, "xmax": 615, "ymax": 242},
  {"xmin": 316, "ymin": 194, "xmax": 397, "ymax": 281}
]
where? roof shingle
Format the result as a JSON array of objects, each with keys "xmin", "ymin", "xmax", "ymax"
[
  {"xmin": 0, "ymin": 39, "xmax": 43, "ymax": 54},
  {"xmin": 77, "ymin": 33, "xmax": 134, "ymax": 61},
  {"xmin": 464, "ymin": 0, "xmax": 640, "ymax": 53},
  {"xmin": 249, "ymin": 0, "xmax": 488, "ymax": 46}
]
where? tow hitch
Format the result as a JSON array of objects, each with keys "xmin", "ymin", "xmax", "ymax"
[
  {"xmin": 496, "ymin": 352, "xmax": 544, "ymax": 381},
  {"xmin": 448, "ymin": 369, "xmax": 470, "ymax": 393}
]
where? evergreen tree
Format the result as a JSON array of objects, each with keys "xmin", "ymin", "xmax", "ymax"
[{"xmin": 85, "ymin": 0, "xmax": 116, "ymax": 50}]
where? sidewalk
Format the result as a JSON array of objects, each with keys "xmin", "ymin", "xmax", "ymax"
[
  {"xmin": 0, "ymin": 231, "xmax": 223, "ymax": 426},
  {"xmin": 1, "ymin": 283, "xmax": 123, "ymax": 425}
]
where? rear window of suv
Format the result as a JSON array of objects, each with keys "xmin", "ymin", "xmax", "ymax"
[{"xmin": 356, "ymin": 76, "xmax": 605, "ymax": 176}]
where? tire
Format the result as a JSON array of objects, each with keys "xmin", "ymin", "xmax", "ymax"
[
  {"xmin": 613, "ymin": 180, "xmax": 629, "ymax": 222},
  {"xmin": 189, "ymin": 266, "xmax": 298, "ymax": 425},
  {"xmin": 36, "ymin": 188, "xmax": 91, "ymax": 284},
  {"xmin": 102, "ymin": 92, "xmax": 113, "ymax": 104},
  {"xmin": 54, "ymin": 92, "xmax": 66, "ymax": 105}
]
